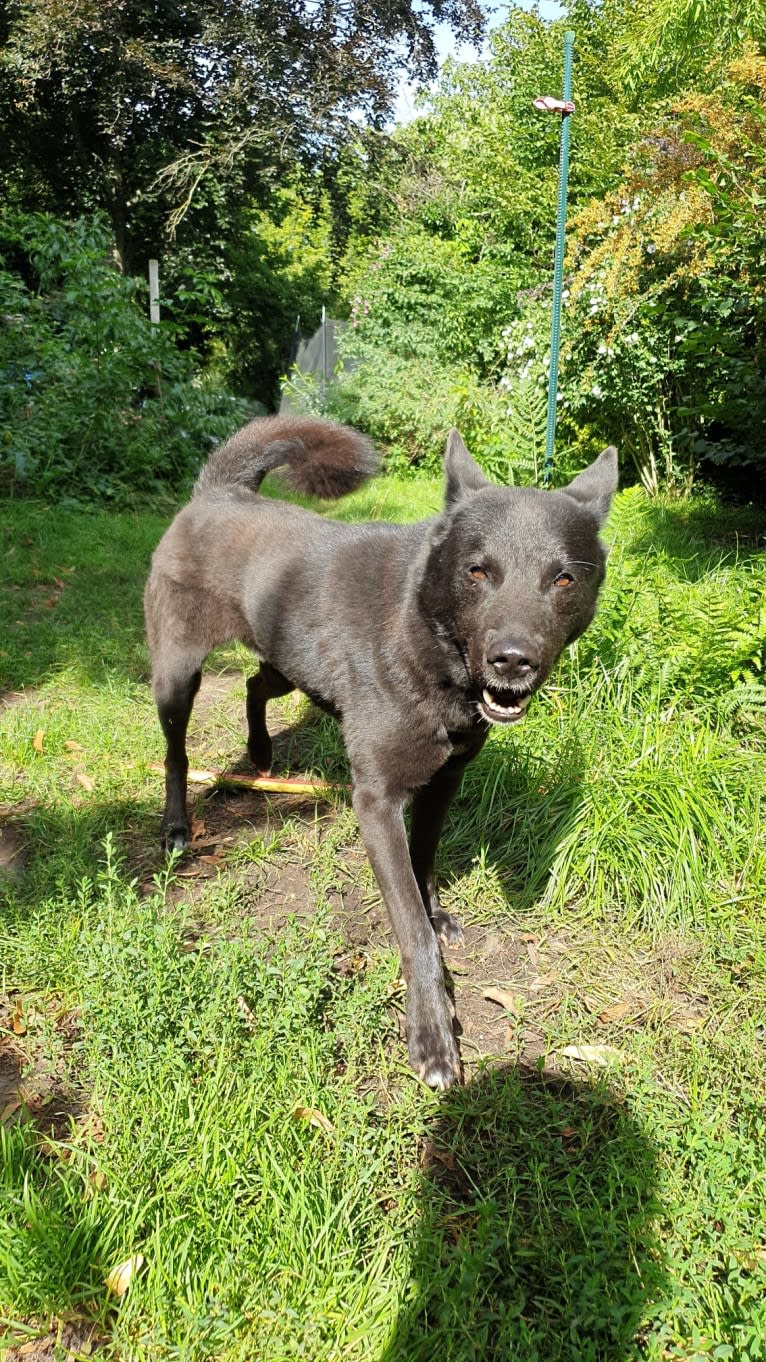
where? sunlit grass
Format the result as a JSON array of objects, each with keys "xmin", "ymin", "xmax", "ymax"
[{"xmin": 1, "ymin": 482, "xmax": 765, "ymax": 1359}]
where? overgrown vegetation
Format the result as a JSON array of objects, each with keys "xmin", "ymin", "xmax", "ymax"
[
  {"xmin": 0, "ymin": 214, "xmax": 248, "ymax": 503},
  {"xmin": 1, "ymin": 0, "xmax": 765, "ymax": 497},
  {"xmin": 2, "ymin": 0, "xmax": 766, "ymax": 1356},
  {"xmin": 1, "ymin": 483, "xmax": 765, "ymax": 1358}
]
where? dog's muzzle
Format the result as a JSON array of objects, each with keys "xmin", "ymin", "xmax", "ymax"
[{"xmin": 479, "ymin": 687, "xmax": 532, "ymax": 724}]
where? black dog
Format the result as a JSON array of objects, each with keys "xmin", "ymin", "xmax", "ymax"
[{"xmin": 145, "ymin": 415, "xmax": 617, "ymax": 1088}]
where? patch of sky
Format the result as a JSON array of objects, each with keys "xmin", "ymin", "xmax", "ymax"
[{"xmin": 392, "ymin": 0, "xmax": 565, "ymax": 124}]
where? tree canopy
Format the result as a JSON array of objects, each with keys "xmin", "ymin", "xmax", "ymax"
[
  {"xmin": 1, "ymin": 0, "xmax": 765, "ymax": 495},
  {"xmin": 0, "ymin": 0, "xmax": 484, "ymax": 268}
]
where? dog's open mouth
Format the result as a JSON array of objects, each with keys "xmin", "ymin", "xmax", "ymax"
[{"xmin": 479, "ymin": 688, "xmax": 532, "ymax": 724}]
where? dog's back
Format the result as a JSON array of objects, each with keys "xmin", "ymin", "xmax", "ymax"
[{"xmin": 145, "ymin": 414, "xmax": 381, "ymax": 659}]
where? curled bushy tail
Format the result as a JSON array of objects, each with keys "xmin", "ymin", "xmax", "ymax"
[{"xmin": 193, "ymin": 414, "xmax": 379, "ymax": 500}]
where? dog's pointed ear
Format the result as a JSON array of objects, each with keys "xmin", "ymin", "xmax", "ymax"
[
  {"xmin": 444, "ymin": 429, "xmax": 490, "ymax": 507},
  {"xmin": 562, "ymin": 446, "xmax": 618, "ymax": 526}
]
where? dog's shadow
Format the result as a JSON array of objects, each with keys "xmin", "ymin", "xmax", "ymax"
[{"xmin": 383, "ymin": 1062, "xmax": 664, "ymax": 1361}]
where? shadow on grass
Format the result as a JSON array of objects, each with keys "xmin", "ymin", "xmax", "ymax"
[
  {"xmin": 628, "ymin": 496, "xmax": 765, "ymax": 572},
  {"xmin": 384, "ymin": 1063, "xmax": 663, "ymax": 1362}
]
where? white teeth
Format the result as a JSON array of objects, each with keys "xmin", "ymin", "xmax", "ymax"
[{"xmin": 482, "ymin": 688, "xmax": 530, "ymax": 716}]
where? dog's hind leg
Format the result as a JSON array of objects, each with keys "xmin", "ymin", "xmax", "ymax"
[
  {"xmin": 409, "ymin": 754, "xmax": 472, "ymax": 947},
  {"xmin": 152, "ymin": 658, "xmax": 203, "ymax": 851},
  {"xmin": 246, "ymin": 663, "xmax": 294, "ymax": 773}
]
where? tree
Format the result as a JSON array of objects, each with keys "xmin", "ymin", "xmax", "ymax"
[
  {"xmin": 335, "ymin": 4, "xmax": 641, "ymax": 375},
  {"xmin": 559, "ymin": 49, "xmax": 766, "ymax": 489},
  {"xmin": 616, "ymin": 0, "xmax": 766, "ymax": 97},
  {"xmin": 0, "ymin": 0, "xmax": 484, "ymax": 271}
]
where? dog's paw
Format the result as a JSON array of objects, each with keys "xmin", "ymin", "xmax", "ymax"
[
  {"xmin": 431, "ymin": 908, "xmax": 465, "ymax": 947},
  {"xmin": 247, "ymin": 737, "xmax": 273, "ymax": 774},
  {"xmin": 161, "ymin": 823, "xmax": 189, "ymax": 854},
  {"xmin": 406, "ymin": 996, "xmax": 462, "ymax": 1091}
]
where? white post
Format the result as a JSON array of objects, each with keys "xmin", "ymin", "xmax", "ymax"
[
  {"xmin": 320, "ymin": 303, "xmax": 327, "ymax": 414},
  {"xmin": 148, "ymin": 259, "xmax": 160, "ymax": 328}
]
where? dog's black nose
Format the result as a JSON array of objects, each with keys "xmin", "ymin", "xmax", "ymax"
[{"xmin": 486, "ymin": 636, "xmax": 540, "ymax": 681}]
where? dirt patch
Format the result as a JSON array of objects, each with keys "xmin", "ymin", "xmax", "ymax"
[
  {"xmin": 0, "ymin": 819, "xmax": 29, "ymax": 883},
  {"xmin": 4, "ymin": 1320, "xmax": 105, "ymax": 1361},
  {"xmin": 1, "ymin": 687, "xmax": 40, "ymax": 710},
  {"xmin": 0, "ymin": 993, "xmax": 85, "ymax": 1135},
  {"xmin": 184, "ymin": 671, "xmax": 315, "ymax": 766}
]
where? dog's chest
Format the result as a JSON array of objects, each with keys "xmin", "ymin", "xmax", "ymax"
[{"xmin": 446, "ymin": 731, "xmax": 477, "ymax": 758}]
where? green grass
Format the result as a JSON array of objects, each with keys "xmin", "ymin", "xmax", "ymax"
[{"xmin": 1, "ymin": 479, "xmax": 766, "ymax": 1360}]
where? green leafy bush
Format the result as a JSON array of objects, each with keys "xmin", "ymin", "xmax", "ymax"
[
  {"xmin": 0, "ymin": 212, "xmax": 248, "ymax": 504},
  {"xmin": 559, "ymin": 57, "xmax": 766, "ymax": 491},
  {"xmin": 290, "ymin": 338, "xmax": 522, "ymax": 480}
]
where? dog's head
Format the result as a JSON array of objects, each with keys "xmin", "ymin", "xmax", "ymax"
[{"xmin": 419, "ymin": 430, "xmax": 618, "ymax": 726}]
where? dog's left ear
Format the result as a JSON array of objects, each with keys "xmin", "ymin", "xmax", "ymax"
[
  {"xmin": 444, "ymin": 429, "xmax": 490, "ymax": 507},
  {"xmin": 561, "ymin": 446, "xmax": 618, "ymax": 527}
]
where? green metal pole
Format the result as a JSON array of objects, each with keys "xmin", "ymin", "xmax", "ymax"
[{"xmin": 543, "ymin": 30, "xmax": 575, "ymax": 485}]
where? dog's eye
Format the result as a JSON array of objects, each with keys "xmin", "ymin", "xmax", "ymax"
[
  {"xmin": 468, "ymin": 565, "xmax": 488, "ymax": 581},
  {"xmin": 553, "ymin": 572, "xmax": 575, "ymax": 588}
]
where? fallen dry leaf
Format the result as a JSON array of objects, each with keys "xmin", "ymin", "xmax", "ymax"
[
  {"xmin": 11, "ymin": 997, "xmax": 26, "ymax": 1035},
  {"xmin": 423, "ymin": 1141, "xmax": 458, "ymax": 1172},
  {"xmin": 64, "ymin": 739, "xmax": 84, "ymax": 752},
  {"xmin": 76, "ymin": 772, "xmax": 96, "ymax": 792},
  {"xmin": 81, "ymin": 1113, "xmax": 105, "ymax": 1143},
  {"xmin": 293, "ymin": 1105, "xmax": 335, "ymax": 1135},
  {"xmin": 33, "ymin": 729, "xmax": 44, "ymax": 754},
  {"xmin": 529, "ymin": 972, "xmax": 558, "ymax": 992},
  {"xmin": 483, "ymin": 986, "xmax": 523, "ymax": 1015},
  {"xmin": 104, "ymin": 1254, "xmax": 144, "ymax": 1297},
  {"xmin": 560, "ymin": 1044, "xmax": 623, "ymax": 1067},
  {"xmin": 598, "ymin": 1001, "xmax": 633, "ymax": 1025},
  {"xmin": 237, "ymin": 995, "xmax": 257, "ymax": 1027}
]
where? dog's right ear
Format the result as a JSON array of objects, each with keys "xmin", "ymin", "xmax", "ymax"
[{"xmin": 444, "ymin": 429, "xmax": 490, "ymax": 507}]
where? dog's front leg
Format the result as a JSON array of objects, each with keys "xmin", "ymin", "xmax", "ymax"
[
  {"xmin": 409, "ymin": 751, "xmax": 477, "ymax": 948},
  {"xmin": 351, "ymin": 782, "xmax": 461, "ymax": 1089}
]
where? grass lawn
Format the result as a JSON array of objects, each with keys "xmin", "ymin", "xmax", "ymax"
[{"xmin": 1, "ymin": 476, "xmax": 765, "ymax": 1361}]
